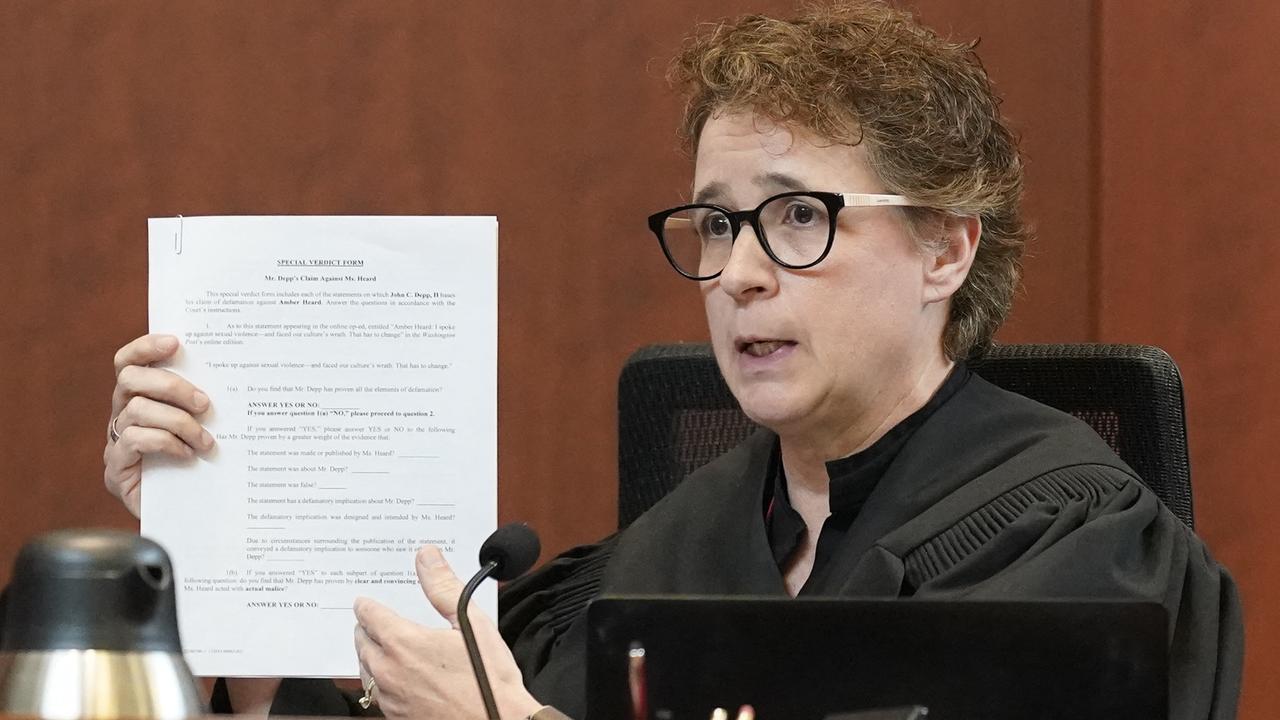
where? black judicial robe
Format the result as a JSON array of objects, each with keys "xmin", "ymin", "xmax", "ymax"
[{"xmin": 501, "ymin": 373, "xmax": 1243, "ymax": 720}]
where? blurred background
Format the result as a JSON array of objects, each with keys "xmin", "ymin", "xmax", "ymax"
[{"xmin": 0, "ymin": 1, "xmax": 1276, "ymax": 716}]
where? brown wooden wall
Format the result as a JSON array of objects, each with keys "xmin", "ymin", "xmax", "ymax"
[
  {"xmin": 1095, "ymin": 4, "xmax": 1280, "ymax": 713},
  {"xmin": 0, "ymin": 1, "xmax": 1273, "ymax": 716}
]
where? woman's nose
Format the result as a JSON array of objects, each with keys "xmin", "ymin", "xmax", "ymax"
[{"xmin": 716, "ymin": 224, "xmax": 779, "ymax": 300}]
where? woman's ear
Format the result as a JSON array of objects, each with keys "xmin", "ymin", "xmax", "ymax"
[{"xmin": 923, "ymin": 214, "xmax": 981, "ymax": 305}]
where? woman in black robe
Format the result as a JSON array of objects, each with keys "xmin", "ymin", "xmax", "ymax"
[{"xmin": 103, "ymin": 2, "xmax": 1242, "ymax": 719}]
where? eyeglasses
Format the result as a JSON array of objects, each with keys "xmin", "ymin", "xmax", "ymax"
[{"xmin": 646, "ymin": 191, "xmax": 921, "ymax": 280}]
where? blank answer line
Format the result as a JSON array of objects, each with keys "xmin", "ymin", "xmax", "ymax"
[
  {"xmin": 247, "ymin": 526, "xmax": 285, "ymax": 530},
  {"xmin": 320, "ymin": 407, "xmax": 358, "ymax": 411},
  {"xmin": 400, "ymin": 455, "xmax": 440, "ymax": 459},
  {"xmin": 267, "ymin": 559, "xmax": 306, "ymax": 562},
  {"xmin": 417, "ymin": 503, "xmax": 457, "ymax": 507},
  {"xmin": 352, "ymin": 471, "xmax": 390, "ymax": 475}
]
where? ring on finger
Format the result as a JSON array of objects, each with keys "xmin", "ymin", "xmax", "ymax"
[
  {"xmin": 108, "ymin": 415, "xmax": 124, "ymax": 444},
  {"xmin": 358, "ymin": 677, "xmax": 378, "ymax": 709}
]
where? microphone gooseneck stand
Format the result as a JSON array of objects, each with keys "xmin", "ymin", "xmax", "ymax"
[
  {"xmin": 456, "ymin": 523, "xmax": 541, "ymax": 720},
  {"xmin": 457, "ymin": 558, "xmax": 502, "ymax": 720}
]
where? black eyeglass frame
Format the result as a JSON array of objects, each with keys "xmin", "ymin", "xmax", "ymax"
[{"xmin": 646, "ymin": 190, "xmax": 918, "ymax": 281}]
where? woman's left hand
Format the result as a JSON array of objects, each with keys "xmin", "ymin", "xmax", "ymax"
[{"xmin": 354, "ymin": 545, "xmax": 544, "ymax": 720}]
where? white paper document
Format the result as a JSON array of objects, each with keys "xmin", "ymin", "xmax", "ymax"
[{"xmin": 143, "ymin": 216, "xmax": 497, "ymax": 677}]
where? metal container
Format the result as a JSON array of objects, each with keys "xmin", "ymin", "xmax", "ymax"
[{"xmin": 0, "ymin": 529, "xmax": 204, "ymax": 719}]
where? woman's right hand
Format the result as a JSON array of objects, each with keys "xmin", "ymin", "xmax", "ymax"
[{"xmin": 103, "ymin": 333, "xmax": 215, "ymax": 518}]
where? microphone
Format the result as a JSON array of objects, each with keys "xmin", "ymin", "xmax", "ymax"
[{"xmin": 457, "ymin": 523, "xmax": 541, "ymax": 720}]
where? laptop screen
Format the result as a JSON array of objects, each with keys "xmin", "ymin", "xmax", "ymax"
[{"xmin": 586, "ymin": 597, "xmax": 1166, "ymax": 720}]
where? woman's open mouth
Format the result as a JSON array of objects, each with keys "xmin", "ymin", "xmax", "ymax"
[{"xmin": 736, "ymin": 338, "xmax": 797, "ymax": 358}]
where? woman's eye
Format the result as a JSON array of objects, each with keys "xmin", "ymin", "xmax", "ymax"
[
  {"xmin": 702, "ymin": 214, "xmax": 732, "ymax": 237},
  {"xmin": 786, "ymin": 203, "xmax": 818, "ymax": 225}
]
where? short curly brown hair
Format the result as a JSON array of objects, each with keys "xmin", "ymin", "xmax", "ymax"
[{"xmin": 670, "ymin": 1, "xmax": 1027, "ymax": 359}]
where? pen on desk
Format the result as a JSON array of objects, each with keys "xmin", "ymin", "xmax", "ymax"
[{"xmin": 628, "ymin": 641, "xmax": 648, "ymax": 720}]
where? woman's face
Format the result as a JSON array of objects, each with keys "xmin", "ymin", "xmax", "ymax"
[{"xmin": 696, "ymin": 111, "xmax": 950, "ymax": 442}]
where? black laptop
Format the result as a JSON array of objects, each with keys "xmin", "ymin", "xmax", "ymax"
[{"xmin": 586, "ymin": 597, "xmax": 1167, "ymax": 720}]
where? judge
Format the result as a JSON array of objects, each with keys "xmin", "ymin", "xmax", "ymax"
[{"xmin": 102, "ymin": 2, "xmax": 1242, "ymax": 719}]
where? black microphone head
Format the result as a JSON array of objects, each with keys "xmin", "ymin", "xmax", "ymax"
[{"xmin": 478, "ymin": 523, "xmax": 541, "ymax": 582}]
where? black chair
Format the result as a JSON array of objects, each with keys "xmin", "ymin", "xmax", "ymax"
[{"xmin": 617, "ymin": 343, "xmax": 1194, "ymax": 529}]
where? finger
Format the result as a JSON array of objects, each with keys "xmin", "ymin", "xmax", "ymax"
[
  {"xmin": 354, "ymin": 623, "xmax": 386, "ymax": 676},
  {"xmin": 102, "ymin": 464, "xmax": 141, "ymax": 512},
  {"xmin": 113, "ymin": 334, "xmax": 181, "ymax": 376},
  {"xmin": 353, "ymin": 597, "xmax": 415, "ymax": 648},
  {"xmin": 117, "ymin": 395, "xmax": 214, "ymax": 452},
  {"xmin": 353, "ymin": 625, "xmax": 374, "ymax": 700},
  {"xmin": 354, "ymin": 621, "xmax": 384, "ymax": 659},
  {"xmin": 415, "ymin": 545, "xmax": 468, "ymax": 626},
  {"xmin": 736, "ymin": 705, "xmax": 756, "ymax": 720},
  {"xmin": 114, "ymin": 365, "xmax": 210, "ymax": 417},
  {"xmin": 105, "ymin": 426, "xmax": 195, "ymax": 477},
  {"xmin": 353, "ymin": 623, "xmax": 390, "ymax": 700}
]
